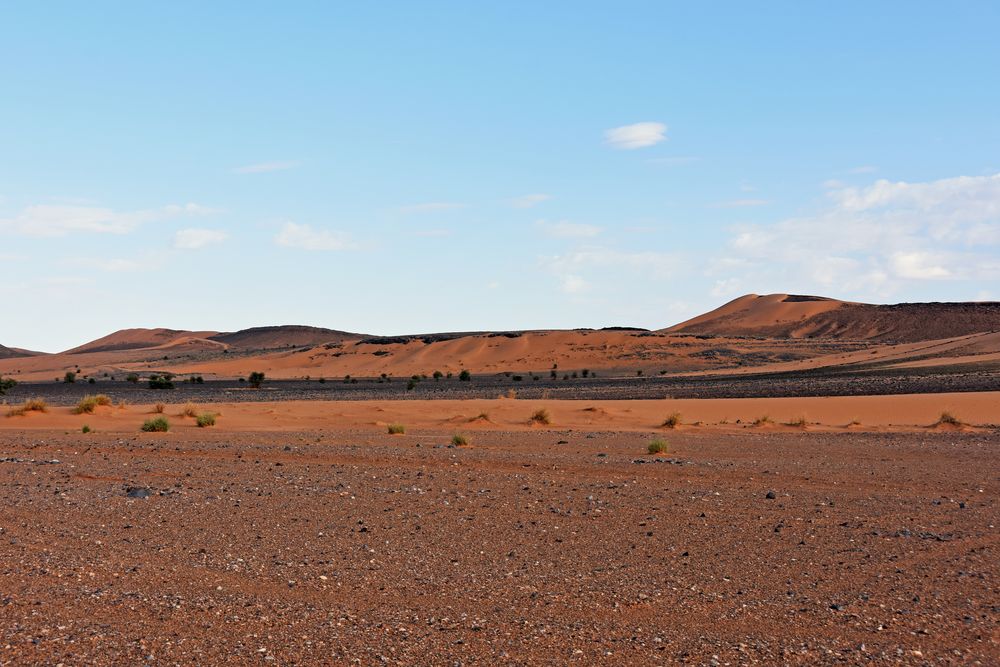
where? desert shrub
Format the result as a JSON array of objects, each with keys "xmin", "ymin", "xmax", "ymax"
[
  {"xmin": 451, "ymin": 433, "xmax": 469, "ymax": 447},
  {"xmin": 637, "ymin": 370, "xmax": 644, "ymax": 376},
  {"xmin": 582, "ymin": 369, "xmax": 590, "ymax": 378},
  {"xmin": 472, "ymin": 412, "xmax": 490, "ymax": 421},
  {"xmin": 153, "ymin": 403, "xmax": 166, "ymax": 414},
  {"xmin": 318, "ymin": 377, "xmax": 326, "ymax": 383},
  {"xmin": 73, "ymin": 394, "xmax": 112, "ymax": 415},
  {"xmin": 550, "ymin": 370, "xmax": 557, "ymax": 379},
  {"xmin": 512, "ymin": 375, "xmax": 523, "ymax": 382},
  {"xmin": 786, "ymin": 415, "xmax": 807, "ymax": 427},
  {"xmin": 661, "ymin": 412, "xmax": 682, "ymax": 428},
  {"xmin": 64, "ymin": 371, "xmax": 76, "ymax": 384},
  {"xmin": 459, "ymin": 370, "xmax": 471, "ymax": 381},
  {"xmin": 141, "ymin": 417, "xmax": 170, "ymax": 432},
  {"xmin": 181, "ymin": 402, "xmax": 199, "ymax": 418},
  {"xmin": 81, "ymin": 424, "xmax": 91, "ymax": 434},
  {"xmin": 648, "ymin": 439, "xmax": 668, "ymax": 454},
  {"xmin": 88, "ymin": 377, "xmax": 96, "ymax": 384},
  {"xmin": 387, "ymin": 423, "xmax": 406, "ymax": 435},
  {"xmin": 148, "ymin": 374, "xmax": 174, "ymax": 390},
  {"xmin": 433, "ymin": 371, "xmax": 443, "ymax": 380},
  {"xmin": 753, "ymin": 415, "xmax": 774, "ymax": 427},
  {"xmin": 935, "ymin": 411, "xmax": 963, "ymax": 427},
  {"xmin": 248, "ymin": 371, "xmax": 265, "ymax": 389},
  {"xmin": 126, "ymin": 373, "xmax": 139, "ymax": 383},
  {"xmin": 530, "ymin": 408, "xmax": 551, "ymax": 425},
  {"xmin": 406, "ymin": 380, "xmax": 416, "ymax": 391},
  {"xmin": 196, "ymin": 413, "xmax": 216, "ymax": 428},
  {"xmin": 6, "ymin": 398, "xmax": 48, "ymax": 417},
  {"xmin": 0, "ymin": 377, "xmax": 16, "ymax": 395}
]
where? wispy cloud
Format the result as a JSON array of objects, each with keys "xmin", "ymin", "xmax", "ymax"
[
  {"xmin": 0, "ymin": 202, "xmax": 213, "ymax": 237},
  {"xmin": 604, "ymin": 122, "xmax": 667, "ymax": 150},
  {"xmin": 537, "ymin": 219, "xmax": 602, "ymax": 239},
  {"xmin": 510, "ymin": 193, "xmax": 552, "ymax": 209},
  {"xmin": 174, "ymin": 228, "xmax": 228, "ymax": 249},
  {"xmin": 274, "ymin": 222, "xmax": 356, "ymax": 251},
  {"xmin": 398, "ymin": 202, "xmax": 465, "ymax": 214},
  {"xmin": 233, "ymin": 161, "xmax": 299, "ymax": 174},
  {"xmin": 710, "ymin": 199, "xmax": 770, "ymax": 208},
  {"xmin": 545, "ymin": 247, "xmax": 680, "ymax": 295}
]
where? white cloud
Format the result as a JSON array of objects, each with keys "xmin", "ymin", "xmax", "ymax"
[
  {"xmin": 274, "ymin": 222, "xmax": 355, "ymax": 251},
  {"xmin": 537, "ymin": 219, "xmax": 602, "ymax": 239},
  {"xmin": 174, "ymin": 228, "xmax": 228, "ymax": 249},
  {"xmin": 710, "ymin": 172, "xmax": 1000, "ymax": 299},
  {"xmin": 604, "ymin": 122, "xmax": 667, "ymax": 150},
  {"xmin": 510, "ymin": 193, "xmax": 552, "ymax": 209},
  {"xmin": 559, "ymin": 274, "xmax": 589, "ymax": 294},
  {"xmin": 398, "ymin": 202, "xmax": 465, "ymax": 214},
  {"xmin": 0, "ymin": 202, "xmax": 213, "ymax": 237},
  {"xmin": 233, "ymin": 161, "xmax": 299, "ymax": 174}
]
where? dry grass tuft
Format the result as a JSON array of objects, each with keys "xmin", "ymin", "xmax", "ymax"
[
  {"xmin": 934, "ymin": 411, "xmax": 963, "ymax": 427},
  {"xmin": 387, "ymin": 423, "xmax": 405, "ymax": 435},
  {"xmin": 530, "ymin": 408, "xmax": 551, "ymax": 425},
  {"xmin": 6, "ymin": 397, "xmax": 48, "ymax": 417},
  {"xmin": 661, "ymin": 412, "xmax": 682, "ymax": 428},
  {"xmin": 73, "ymin": 394, "xmax": 112, "ymax": 415}
]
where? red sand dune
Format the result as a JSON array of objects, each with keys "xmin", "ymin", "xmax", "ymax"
[
  {"xmin": 667, "ymin": 293, "xmax": 1000, "ymax": 342},
  {"xmin": 4, "ymin": 295, "xmax": 1000, "ymax": 381}
]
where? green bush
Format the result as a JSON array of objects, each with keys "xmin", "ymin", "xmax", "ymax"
[
  {"xmin": 248, "ymin": 371, "xmax": 265, "ymax": 388},
  {"xmin": 647, "ymin": 439, "xmax": 668, "ymax": 454},
  {"xmin": 148, "ymin": 374, "xmax": 174, "ymax": 390},
  {"xmin": 0, "ymin": 377, "xmax": 15, "ymax": 395},
  {"xmin": 459, "ymin": 370, "xmax": 471, "ymax": 381},
  {"xmin": 196, "ymin": 413, "xmax": 216, "ymax": 428},
  {"xmin": 141, "ymin": 417, "xmax": 170, "ymax": 432},
  {"xmin": 387, "ymin": 423, "xmax": 405, "ymax": 434},
  {"xmin": 81, "ymin": 424, "xmax": 91, "ymax": 434},
  {"xmin": 125, "ymin": 373, "xmax": 140, "ymax": 383},
  {"xmin": 64, "ymin": 371, "xmax": 76, "ymax": 384},
  {"xmin": 451, "ymin": 433, "xmax": 469, "ymax": 447}
]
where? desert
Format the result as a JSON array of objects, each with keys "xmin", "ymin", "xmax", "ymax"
[
  {"xmin": 5, "ymin": 5, "xmax": 1000, "ymax": 664},
  {"xmin": 1, "ymin": 294, "xmax": 998, "ymax": 665}
]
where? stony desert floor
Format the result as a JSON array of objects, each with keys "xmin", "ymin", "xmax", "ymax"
[{"xmin": 0, "ymin": 416, "xmax": 996, "ymax": 665}]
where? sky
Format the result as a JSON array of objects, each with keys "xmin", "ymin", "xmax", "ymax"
[{"xmin": 2, "ymin": 2, "xmax": 999, "ymax": 352}]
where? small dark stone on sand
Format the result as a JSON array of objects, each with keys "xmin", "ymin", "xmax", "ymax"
[
  {"xmin": 765, "ymin": 491, "xmax": 777, "ymax": 499},
  {"xmin": 126, "ymin": 487, "xmax": 151, "ymax": 499}
]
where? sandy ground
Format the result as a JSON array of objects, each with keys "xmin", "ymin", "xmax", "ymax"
[
  {"xmin": 2, "ymin": 392, "xmax": 998, "ymax": 434},
  {"xmin": 0, "ymin": 423, "xmax": 996, "ymax": 665}
]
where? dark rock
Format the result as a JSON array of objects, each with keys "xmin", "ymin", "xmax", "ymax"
[
  {"xmin": 126, "ymin": 487, "xmax": 152, "ymax": 499},
  {"xmin": 765, "ymin": 491, "xmax": 777, "ymax": 499}
]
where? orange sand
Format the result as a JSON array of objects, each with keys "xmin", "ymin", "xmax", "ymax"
[{"xmin": 2, "ymin": 392, "xmax": 996, "ymax": 434}]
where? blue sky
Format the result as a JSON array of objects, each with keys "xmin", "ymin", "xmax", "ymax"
[{"xmin": 2, "ymin": 2, "xmax": 999, "ymax": 352}]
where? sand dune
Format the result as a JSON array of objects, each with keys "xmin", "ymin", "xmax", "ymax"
[
  {"xmin": 667, "ymin": 293, "xmax": 1000, "ymax": 342},
  {"xmin": 5, "ymin": 295, "xmax": 1000, "ymax": 382}
]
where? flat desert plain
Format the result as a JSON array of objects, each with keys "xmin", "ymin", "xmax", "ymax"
[{"xmin": 0, "ymin": 394, "xmax": 997, "ymax": 665}]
